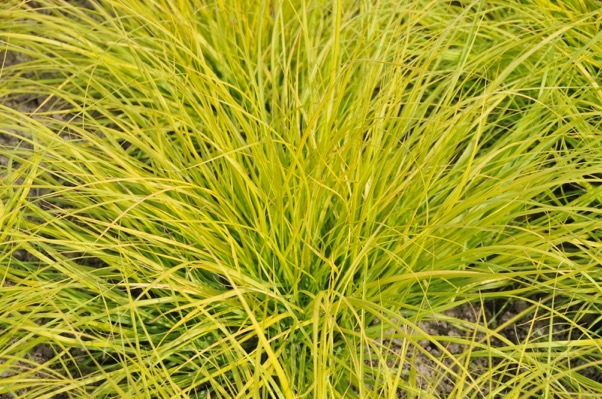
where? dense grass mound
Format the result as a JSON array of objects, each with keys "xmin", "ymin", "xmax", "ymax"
[{"xmin": 1, "ymin": 1, "xmax": 601, "ymax": 398}]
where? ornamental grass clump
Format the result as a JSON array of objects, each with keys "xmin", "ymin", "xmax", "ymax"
[{"xmin": 1, "ymin": 1, "xmax": 601, "ymax": 398}]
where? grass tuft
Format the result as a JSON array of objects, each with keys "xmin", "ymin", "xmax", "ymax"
[{"xmin": 1, "ymin": 1, "xmax": 601, "ymax": 398}]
